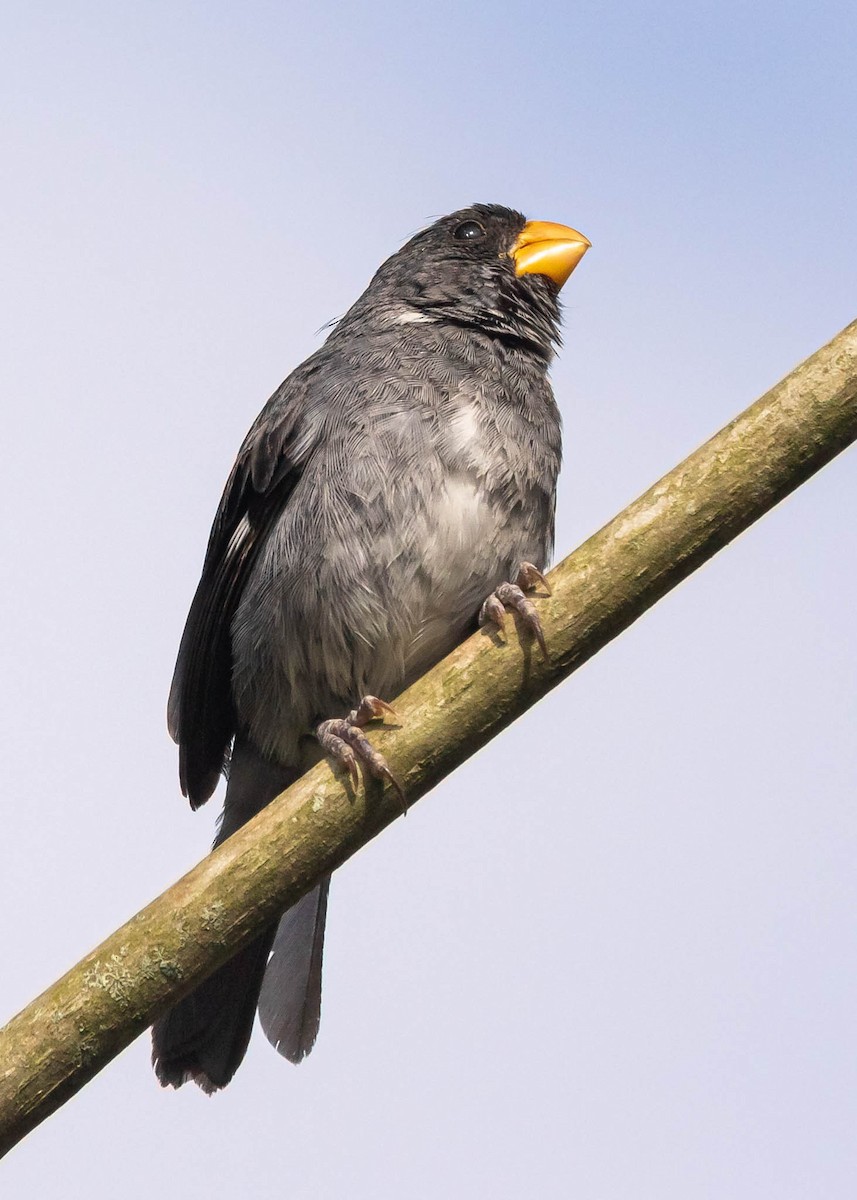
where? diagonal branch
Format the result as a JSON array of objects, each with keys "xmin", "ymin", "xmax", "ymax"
[{"xmin": 1, "ymin": 319, "xmax": 856, "ymax": 1157}]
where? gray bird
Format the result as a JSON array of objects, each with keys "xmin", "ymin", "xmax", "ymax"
[{"xmin": 152, "ymin": 203, "xmax": 590, "ymax": 1091}]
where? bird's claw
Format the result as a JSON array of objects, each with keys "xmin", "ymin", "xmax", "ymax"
[
  {"xmin": 317, "ymin": 697, "xmax": 405, "ymax": 809},
  {"xmin": 516, "ymin": 561, "xmax": 551, "ymax": 596},
  {"xmin": 479, "ymin": 561, "xmax": 550, "ymax": 658},
  {"xmin": 348, "ymin": 695, "xmax": 399, "ymax": 726}
]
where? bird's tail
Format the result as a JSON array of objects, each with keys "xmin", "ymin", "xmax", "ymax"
[
  {"xmin": 259, "ymin": 876, "xmax": 329, "ymax": 1062},
  {"xmin": 152, "ymin": 740, "xmax": 330, "ymax": 1091}
]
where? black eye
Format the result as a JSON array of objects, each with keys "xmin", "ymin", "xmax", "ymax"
[{"xmin": 453, "ymin": 220, "xmax": 485, "ymax": 242}]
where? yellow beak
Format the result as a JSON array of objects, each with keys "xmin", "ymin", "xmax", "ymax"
[{"xmin": 510, "ymin": 220, "xmax": 591, "ymax": 288}]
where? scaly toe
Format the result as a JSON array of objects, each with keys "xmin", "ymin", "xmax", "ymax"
[
  {"xmin": 316, "ymin": 712, "xmax": 405, "ymax": 808},
  {"xmin": 488, "ymin": 582, "xmax": 549, "ymax": 658},
  {"xmin": 479, "ymin": 592, "xmax": 507, "ymax": 635},
  {"xmin": 316, "ymin": 718, "xmax": 362, "ymax": 789}
]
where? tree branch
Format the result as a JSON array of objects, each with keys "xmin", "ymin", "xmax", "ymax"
[{"xmin": 1, "ymin": 319, "xmax": 856, "ymax": 1157}]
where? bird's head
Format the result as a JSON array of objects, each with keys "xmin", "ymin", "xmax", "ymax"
[{"xmin": 353, "ymin": 203, "xmax": 590, "ymax": 360}]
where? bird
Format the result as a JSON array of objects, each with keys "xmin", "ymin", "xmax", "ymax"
[{"xmin": 151, "ymin": 203, "xmax": 590, "ymax": 1092}]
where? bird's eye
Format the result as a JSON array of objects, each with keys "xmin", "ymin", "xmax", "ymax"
[{"xmin": 453, "ymin": 220, "xmax": 485, "ymax": 242}]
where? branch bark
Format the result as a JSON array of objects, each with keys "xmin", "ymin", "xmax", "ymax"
[{"xmin": 2, "ymin": 319, "xmax": 856, "ymax": 1157}]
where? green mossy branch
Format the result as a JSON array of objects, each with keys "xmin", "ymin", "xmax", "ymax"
[{"xmin": 1, "ymin": 319, "xmax": 856, "ymax": 1156}]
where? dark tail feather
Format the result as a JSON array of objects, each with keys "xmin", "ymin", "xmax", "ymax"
[
  {"xmin": 259, "ymin": 876, "xmax": 330, "ymax": 1062},
  {"xmin": 152, "ymin": 740, "xmax": 305, "ymax": 1092},
  {"xmin": 152, "ymin": 927, "xmax": 277, "ymax": 1092}
]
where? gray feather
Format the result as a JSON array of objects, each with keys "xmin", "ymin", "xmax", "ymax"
[{"xmin": 258, "ymin": 878, "xmax": 330, "ymax": 1063}]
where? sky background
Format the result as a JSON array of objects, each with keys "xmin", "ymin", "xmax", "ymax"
[{"xmin": 1, "ymin": 2, "xmax": 856, "ymax": 1196}]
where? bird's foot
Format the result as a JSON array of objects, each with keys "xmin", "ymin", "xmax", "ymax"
[
  {"xmin": 316, "ymin": 696, "xmax": 405, "ymax": 806},
  {"xmin": 479, "ymin": 562, "xmax": 551, "ymax": 657}
]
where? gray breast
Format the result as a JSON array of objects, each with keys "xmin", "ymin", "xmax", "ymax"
[{"xmin": 231, "ymin": 358, "xmax": 559, "ymax": 766}]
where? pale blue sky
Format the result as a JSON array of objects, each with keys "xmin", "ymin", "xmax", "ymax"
[{"xmin": 1, "ymin": 2, "xmax": 855, "ymax": 1196}]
